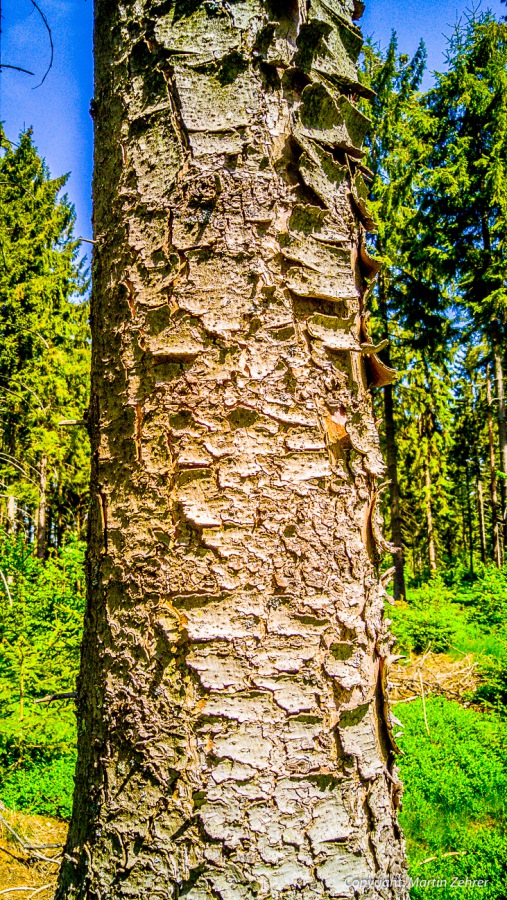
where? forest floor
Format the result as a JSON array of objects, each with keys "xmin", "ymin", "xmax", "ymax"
[
  {"xmin": 0, "ymin": 807, "xmax": 65, "ymax": 897},
  {"xmin": 390, "ymin": 648, "xmax": 480, "ymax": 706},
  {"xmin": 0, "ymin": 647, "xmax": 482, "ymax": 898}
]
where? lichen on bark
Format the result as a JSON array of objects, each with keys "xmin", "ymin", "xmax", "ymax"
[{"xmin": 56, "ymin": 1, "xmax": 408, "ymax": 898}]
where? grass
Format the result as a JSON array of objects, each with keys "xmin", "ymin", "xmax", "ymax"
[
  {"xmin": 397, "ymin": 698, "xmax": 507, "ymax": 899},
  {"xmin": 390, "ymin": 566, "xmax": 507, "ymax": 898}
]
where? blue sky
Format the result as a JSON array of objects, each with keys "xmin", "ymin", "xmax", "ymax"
[{"xmin": 1, "ymin": 0, "xmax": 505, "ymax": 244}]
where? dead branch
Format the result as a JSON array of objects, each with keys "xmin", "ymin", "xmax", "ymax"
[
  {"xmin": 418, "ymin": 850, "xmax": 467, "ymax": 866},
  {"xmin": 0, "ymin": 813, "xmax": 61, "ymax": 864},
  {"xmin": 34, "ymin": 691, "xmax": 77, "ymax": 704},
  {"xmin": 58, "ymin": 420, "xmax": 86, "ymax": 427},
  {"xmin": 29, "ymin": 1, "xmax": 53, "ymax": 87},
  {"xmin": 0, "ymin": 888, "xmax": 53, "ymax": 897},
  {"xmin": 0, "ymin": 64, "xmax": 34, "ymax": 75}
]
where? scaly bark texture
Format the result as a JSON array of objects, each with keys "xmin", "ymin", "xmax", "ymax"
[{"xmin": 57, "ymin": 2, "xmax": 407, "ymax": 898}]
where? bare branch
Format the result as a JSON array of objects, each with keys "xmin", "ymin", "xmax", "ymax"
[
  {"xmin": 0, "ymin": 568, "xmax": 12, "ymax": 607},
  {"xmin": 0, "ymin": 814, "xmax": 60, "ymax": 864},
  {"xmin": 0, "ymin": 64, "xmax": 34, "ymax": 75},
  {"xmin": 29, "ymin": 0, "xmax": 54, "ymax": 88},
  {"xmin": 0, "ymin": 886, "xmax": 54, "ymax": 897},
  {"xmin": 58, "ymin": 419, "xmax": 87, "ymax": 427},
  {"xmin": 34, "ymin": 691, "xmax": 77, "ymax": 704}
]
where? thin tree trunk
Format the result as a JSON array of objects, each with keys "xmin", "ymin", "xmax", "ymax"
[
  {"xmin": 57, "ymin": 3, "xmax": 408, "ymax": 898},
  {"xmin": 36, "ymin": 453, "xmax": 47, "ymax": 560},
  {"xmin": 477, "ymin": 478, "xmax": 487, "ymax": 566},
  {"xmin": 6, "ymin": 495, "xmax": 16, "ymax": 534},
  {"xmin": 377, "ymin": 272, "xmax": 405, "ymax": 599},
  {"xmin": 384, "ymin": 383, "xmax": 406, "ymax": 598},
  {"xmin": 492, "ymin": 340, "xmax": 507, "ymax": 545},
  {"xmin": 487, "ymin": 365, "xmax": 503, "ymax": 567},
  {"xmin": 424, "ymin": 451, "xmax": 437, "ymax": 573},
  {"xmin": 465, "ymin": 462, "xmax": 474, "ymax": 576}
]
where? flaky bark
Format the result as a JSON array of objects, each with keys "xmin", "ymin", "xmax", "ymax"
[
  {"xmin": 383, "ymin": 384, "xmax": 405, "ymax": 599},
  {"xmin": 57, "ymin": 2, "xmax": 407, "ymax": 898}
]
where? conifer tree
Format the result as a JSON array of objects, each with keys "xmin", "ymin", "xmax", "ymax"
[
  {"xmin": 0, "ymin": 128, "xmax": 89, "ymax": 552},
  {"xmin": 57, "ymin": 2, "xmax": 408, "ymax": 897},
  {"xmin": 420, "ymin": 13, "xmax": 507, "ymax": 544},
  {"xmin": 361, "ymin": 37, "xmax": 451, "ymax": 593}
]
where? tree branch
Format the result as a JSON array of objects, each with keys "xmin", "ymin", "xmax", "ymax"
[
  {"xmin": 34, "ymin": 691, "xmax": 77, "ymax": 704},
  {"xmin": 29, "ymin": 0, "xmax": 54, "ymax": 88},
  {"xmin": 0, "ymin": 64, "xmax": 34, "ymax": 75}
]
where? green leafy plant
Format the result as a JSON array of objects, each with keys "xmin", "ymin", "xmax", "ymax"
[
  {"xmin": 391, "ymin": 578, "xmax": 458, "ymax": 653},
  {"xmin": 0, "ymin": 530, "xmax": 84, "ymax": 817}
]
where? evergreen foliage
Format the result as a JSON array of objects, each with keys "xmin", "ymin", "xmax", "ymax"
[
  {"xmin": 0, "ymin": 127, "xmax": 90, "ymax": 549},
  {"xmin": 362, "ymin": 15, "xmax": 507, "ymax": 579},
  {"xmin": 421, "ymin": 13, "xmax": 507, "ymax": 328}
]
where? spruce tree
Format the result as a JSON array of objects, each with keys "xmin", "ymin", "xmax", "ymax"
[
  {"xmin": 420, "ymin": 13, "xmax": 507, "ymax": 544},
  {"xmin": 57, "ymin": 2, "xmax": 408, "ymax": 897},
  {"xmin": 361, "ymin": 36, "xmax": 451, "ymax": 593},
  {"xmin": 0, "ymin": 127, "xmax": 89, "ymax": 551}
]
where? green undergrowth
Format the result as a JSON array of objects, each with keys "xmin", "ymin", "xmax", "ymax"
[
  {"xmin": 0, "ymin": 530, "xmax": 84, "ymax": 817},
  {"xmin": 397, "ymin": 698, "xmax": 507, "ymax": 899},
  {"xmin": 391, "ymin": 565, "xmax": 507, "ymax": 897},
  {"xmin": 1, "ymin": 533, "xmax": 507, "ymax": 900},
  {"xmin": 390, "ymin": 566, "xmax": 507, "ymax": 715}
]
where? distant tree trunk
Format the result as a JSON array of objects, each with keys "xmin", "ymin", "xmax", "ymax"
[
  {"xmin": 384, "ymin": 383, "xmax": 405, "ymax": 598},
  {"xmin": 465, "ymin": 462, "xmax": 474, "ymax": 576},
  {"xmin": 378, "ymin": 274, "xmax": 405, "ymax": 600},
  {"xmin": 36, "ymin": 453, "xmax": 47, "ymax": 560},
  {"xmin": 57, "ymin": 3, "xmax": 408, "ymax": 898},
  {"xmin": 6, "ymin": 495, "xmax": 16, "ymax": 534},
  {"xmin": 487, "ymin": 365, "xmax": 503, "ymax": 567},
  {"xmin": 476, "ymin": 478, "xmax": 487, "ymax": 566},
  {"xmin": 424, "ymin": 451, "xmax": 437, "ymax": 573},
  {"xmin": 492, "ymin": 339, "xmax": 507, "ymax": 546}
]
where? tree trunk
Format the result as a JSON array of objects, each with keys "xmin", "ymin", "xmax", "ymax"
[
  {"xmin": 476, "ymin": 478, "xmax": 487, "ymax": 566},
  {"xmin": 465, "ymin": 462, "xmax": 474, "ymax": 576},
  {"xmin": 384, "ymin": 383, "xmax": 406, "ymax": 599},
  {"xmin": 492, "ymin": 336, "xmax": 507, "ymax": 546},
  {"xmin": 36, "ymin": 453, "xmax": 47, "ymax": 560},
  {"xmin": 377, "ymin": 272, "xmax": 405, "ymax": 600},
  {"xmin": 57, "ymin": 3, "xmax": 408, "ymax": 898},
  {"xmin": 424, "ymin": 452, "xmax": 437, "ymax": 573},
  {"xmin": 6, "ymin": 494, "xmax": 16, "ymax": 534},
  {"xmin": 487, "ymin": 365, "xmax": 503, "ymax": 567}
]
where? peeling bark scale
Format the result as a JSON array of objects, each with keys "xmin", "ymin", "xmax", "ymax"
[{"xmin": 57, "ymin": 2, "xmax": 408, "ymax": 898}]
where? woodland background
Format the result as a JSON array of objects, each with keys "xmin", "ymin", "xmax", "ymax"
[{"xmin": 1, "ymin": 6, "xmax": 507, "ymax": 898}]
